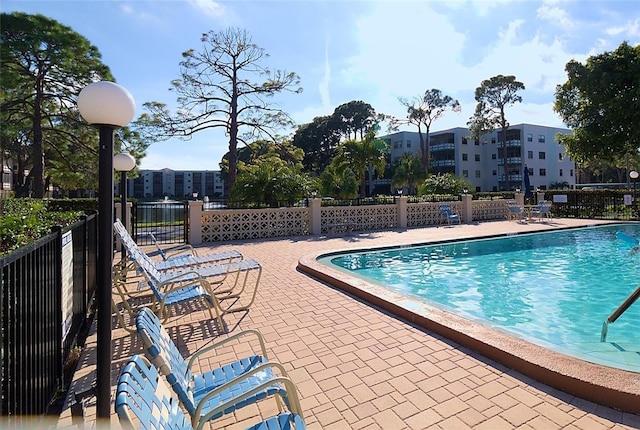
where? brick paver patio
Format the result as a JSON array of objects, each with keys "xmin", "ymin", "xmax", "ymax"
[{"xmin": 58, "ymin": 219, "xmax": 640, "ymax": 429}]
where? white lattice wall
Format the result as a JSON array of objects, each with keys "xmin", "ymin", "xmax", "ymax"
[
  {"xmin": 320, "ymin": 205, "xmax": 397, "ymax": 233},
  {"xmin": 472, "ymin": 200, "xmax": 509, "ymax": 220},
  {"xmin": 194, "ymin": 199, "xmax": 511, "ymax": 243},
  {"xmin": 406, "ymin": 202, "xmax": 464, "ymax": 227},
  {"xmin": 201, "ymin": 207, "xmax": 310, "ymax": 242}
]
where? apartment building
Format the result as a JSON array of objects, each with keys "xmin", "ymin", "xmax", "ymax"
[
  {"xmin": 383, "ymin": 123, "xmax": 575, "ymax": 192},
  {"xmin": 121, "ymin": 168, "xmax": 226, "ymax": 199}
]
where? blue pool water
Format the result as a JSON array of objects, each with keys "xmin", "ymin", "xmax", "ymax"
[{"xmin": 320, "ymin": 224, "xmax": 640, "ymax": 372}]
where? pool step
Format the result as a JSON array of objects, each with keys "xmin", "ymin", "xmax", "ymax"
[{"xmin": 574, "ymin": 342, "xmax": 640, "ymax": 372}]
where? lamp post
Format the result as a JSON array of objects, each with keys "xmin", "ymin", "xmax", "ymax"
[
  {"xmin": 114, "ymin": 152, "xmax": 136, "ymax": 262},
  {"xmin": 78, "ymin": 81, "xmax": 135, "ymax": 418},
  {"xmin": 630, "ymin": 171, "xmax": 639, "ymax": 213}
]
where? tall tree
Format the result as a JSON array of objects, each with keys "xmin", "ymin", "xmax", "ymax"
[
  {"xmin": 467, "ymin": 75, "xmax": 525, "ymax": 191},
  {"xmin": 396, "ymin": 89, "xmax": 460, "ymax": 170},
  {"xmin": 0, "ymin": 12, "xmax": 120, "ymax": 197},
  {"xmin": 554, "ymin": 41, "xmax": 640, "ymax": 163},
  {"xmin": 141, "ymin": 28, "xmax": 302, "ymax": 190},
  {"xmin": 391, "ymin": 153, "xmax": 427, "ymax": 195},
  {"xmin": 333, "ymin": 129, "xmax": 388, "ymax": 198},
  {"xmin": 292, "ymin": 115, "xmax": 342, "ymax": 174},
  {"xmin": 332, "ymin": 100, "xmax": 380, "ymax": 140},
  {"xmin": 230, "ymin": 139, "xmax": 316, "ymax": 207}
]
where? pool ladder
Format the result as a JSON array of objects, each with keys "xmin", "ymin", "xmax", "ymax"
[{"xmin": 600, "ymin": 284, "xmax": 640, "ymax": 342}]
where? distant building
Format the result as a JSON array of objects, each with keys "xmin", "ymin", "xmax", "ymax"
[
  {"xmin": 382, "ymin": 123, "xmax": 575, "ymax": 192},
  {"xmin": 119, "ymin": 168, "xmax": 225, "ymax": 200}
]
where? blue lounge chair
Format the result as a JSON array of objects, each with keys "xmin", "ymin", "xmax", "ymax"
[
  {"xmin": 506, "ymin": 200, "xmax": 524, "ymax": 221},
  {"xmin": 135, "ymin": 308, "xmax": 304, "ymax": 429},
  {"xmin": 115, "ymin": 218, "xmax": 242, "ymax": 271},
  {"xmin": 530, "ymin": 200, "xmax": 552, "ymax": 221},
  {"xmin": 439, "ymin": 204, "xmax": 461, "ymax": 225},
  {"xmin": 115, "ymin": 354, "xmax": 306, "ymax": 430},
  {"xmin": 115, "ymin": 222, "xmax": 262, "ymax": 304},
  {"xmin": 140, "ymin": 270, "xmax": 223, "ymax": 326}
]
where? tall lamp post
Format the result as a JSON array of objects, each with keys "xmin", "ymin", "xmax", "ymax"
[
  {"xmin": 630, "ymin": 171, "xmax": 639, "ymax": 216},
  {"xmin": 114, "ymin": 152, "xmax": 136, "ymax": 262},
  {"xmin": 77, "ymin": 81, "xmax": 135, "ymax": 418}
]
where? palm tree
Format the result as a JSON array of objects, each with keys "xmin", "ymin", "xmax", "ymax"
[
  {"xmin": 392, "ymin": 153, "xmax": 426, "ymax": 195},
  {"xmin": 334, "ymin": 129, "xmax": 389, "ymax": 198}
]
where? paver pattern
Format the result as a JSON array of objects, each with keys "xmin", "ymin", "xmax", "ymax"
[{"xmin": 58, "ymin": 219, "xmax": 640, "ymax": 429}]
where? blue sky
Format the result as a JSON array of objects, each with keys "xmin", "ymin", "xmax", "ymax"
[{"xmin": 4, "ymin": 0, "xmax": 640, "ymax": 170}]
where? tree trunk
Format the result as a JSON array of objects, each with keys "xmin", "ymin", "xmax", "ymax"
[
  {"xmin": 32, "ymin": 81, "xmax": 45, "ymax": 198},
  {"xmin": 418, "ymin": 125, "xmax": 428, "ymax": 169},
  {"xmin": 227, "ymin": 69, "xmax": 239, "ymax": 192}
]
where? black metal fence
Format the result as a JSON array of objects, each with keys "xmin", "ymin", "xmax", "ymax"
[
  {"xmin": 0, "ymin": 214, "xmax": 97, "ymax": 416},
  {"xmin": 132, "ymin": 201, "xmax": 188, "ymax": 245},
  {"xmin": 543, "ymin": 190, "xmax": 638, "ymax": 220}
]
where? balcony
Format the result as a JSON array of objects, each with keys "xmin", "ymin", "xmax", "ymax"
[
  {"xmin": 430, "ymin": 159, "xmax": 456, "ymax": 168},
  {"xmin": 497, "ymin": 157, "xmax": 522, "ymax": 166},
  {"xmin": 498, "ymin": 139, "xmax": 522, "ymax": 148},
  {"xmin": 430, "ymin": 143, "xmax": 455, "ymax": 152}
]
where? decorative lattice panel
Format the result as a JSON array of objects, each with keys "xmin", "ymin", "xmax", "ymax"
[
  {"xmin": 320, "ymin": 205, "xmax": 397, "ymax": 233},
  {"xmin": 472, "ymin": 200, "xmax": 509, "ymax": 220},
  {"xmin": 201, "ymin": 207, "xmax": 310, "ymax": 242},
  {"xmin": 406, "ymin": 202, "xmax": 462, "ymax": 227}
]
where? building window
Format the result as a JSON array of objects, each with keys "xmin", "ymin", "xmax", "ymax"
[
  {"xmin": 539, "ymin": 152, "xmax": 546, "ymax": 159},
  {"xmin": 528, "ymin": 151, "xmax": 533, "ymax": 159},
  {"xmin": 570, "ymin": 169, "xmax": 574, "ymax": 177},
  {"xmin": 492, "ymin": 170, "xmax": 497, "ymax": 176},
  {"xmin": 539, "ymin": 168, "xmax": 546, "ymax": 176},
  {"xmin": 558, "ymin": 153, "xmax": 563, "ymax": 160},
  {"xmin": 527, "ymin": 133, "xmax": 533, "ymax": 142},
  {"xmin": 491, "ymin": 138, "xmax": 496, "ymax": 144},
  {"xmin": 538, "ymin": 135, "xmax": 546, "ymax": 143},
  {"xmin": 475, "ymin": 154, "xmax": 480, "ymax": 162},
  {"xmin": 462, "ymin": 153, "xmax": 468, "ymax": 161},
  {"xmin": 406, "ymin": 140, "xmax": 411, "ymax": 148},
  {"xmin": 559, "ymin": 169, "xmax": 563, "ymax": 177},
  {"xmin": 462, "ymin": 170, "xmax": 468, "ymax": 178},
  {"xmin": 492, "ymin": 153, "xmax": 497, "ymax": 160},
  {"xmin": 462, "ymin": 138, "xmax": 468, "ymax": 145},
  {"xmin": 475, "ymin": 170, "xmax": 481, "ymax": 178},
  {"xmin": 529, "ymin": 167, "xmax": 534, "ymax": 176},
  {"xmin": 474, "ymin": 139, "xmax": 480, "ymax": 146}
]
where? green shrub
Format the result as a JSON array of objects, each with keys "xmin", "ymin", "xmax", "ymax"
[{"xmin": 0, "ymin": 198, "xmax": 84, "ymax": 255}]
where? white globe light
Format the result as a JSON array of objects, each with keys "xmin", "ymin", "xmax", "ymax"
[
  {"xmin": 630, "ymin": 170, "xmax": 639, "ymax": 180},
  {"xmin": 78, "ymin": 81, "xmax": 135, "ymax": 127},
  {"xmin": 114, "ymin": 152, "xmax": 136, "ymax": 172}
]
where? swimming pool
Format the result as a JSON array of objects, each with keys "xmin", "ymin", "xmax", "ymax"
[{"xmin": 318, "ymin": 224, "xmax": 640, "ymax": 373}]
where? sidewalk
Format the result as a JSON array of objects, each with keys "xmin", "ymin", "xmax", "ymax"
[{"xmin": 58, "ymin": 219, "xmax": 640, "ymax": 429}]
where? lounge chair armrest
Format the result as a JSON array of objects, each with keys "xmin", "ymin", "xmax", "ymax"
[
  {"xmin": 195, "ymin": 376, "xmax": 304, "ymax": 430},
  {"xmin": 187, "ymin": 329, "xmax": 270, "ymax": 368},
  {"xmin": 158, "ymin": 270, "xmax": 206, "ymax": 284},
  {"xmin": 192, "ymin": 365, "xmax": 298, "ymax": 429},
  {"xmin": 163, "ymin": 244, "xmax": 199, "ymax": 259},
  {"xmin": 156, "ymin": 277, "xmax": 213, "ymax": 296}
]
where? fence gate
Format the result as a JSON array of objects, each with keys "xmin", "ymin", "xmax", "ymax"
[{"xmin": 132, "ymin": 201, "xmax": 188, "ymax": 246}]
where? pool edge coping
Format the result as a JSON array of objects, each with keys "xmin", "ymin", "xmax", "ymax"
[{"xmin": 298, "ymin": 225, "xmax": 640, "ymax": 415}]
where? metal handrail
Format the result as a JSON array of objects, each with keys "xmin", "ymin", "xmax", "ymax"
[{"xmin": 600, "ymin": 284, "xmax": 640, "ymax": 342}]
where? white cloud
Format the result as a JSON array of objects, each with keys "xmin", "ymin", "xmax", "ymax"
[
  {"xmin": 319, "ymin": 38, "xmax": 332, "ymax": 109},
  {"xmin": 337, "ymin": 1, "xmax": 580, "ymax": 132},
  {"xmin": 606, "ymin": 18, "xmax": 640, "ymax": 38},
  {"xmin": 536, "ymin": 0, "xmax": 575, "ymax": 29},
  {"xmin": 188, "ymin": 0, "xmax": 227, "ymax": 17}
]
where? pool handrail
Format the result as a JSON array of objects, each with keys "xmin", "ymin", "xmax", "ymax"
[{"xmin": 600, "ymin": 284, "xmax": 640, "ymax": 342}]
